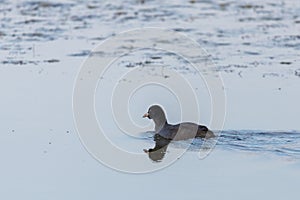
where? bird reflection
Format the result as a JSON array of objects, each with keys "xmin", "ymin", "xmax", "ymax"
[{"xmin": 143, "ymin": 134, "xmax": 171, "ymax": 162}]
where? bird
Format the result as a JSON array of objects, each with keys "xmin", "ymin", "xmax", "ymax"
[{"xmin": 143, "ymin": 105, "xmax": 215, "ymax": 140}]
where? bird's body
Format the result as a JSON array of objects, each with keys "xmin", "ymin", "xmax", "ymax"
[
  {"xmin": 143, "ymin": 105, "xmax": 215, "ymax": 140},
  {"xmin": 160, "ymin": 122, "xmax": 214, "ymax": 140}
]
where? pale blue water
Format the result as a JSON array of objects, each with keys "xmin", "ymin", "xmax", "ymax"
[
  {"xmin": 139, "ymin": 130, "xmax": 300, "ymax": 163},
  {"xmin": 1, "ymin": 0, "xmax": 300, "ymax": 199},
  {"xmin": 204, "ymin": 131, "xmax": 300, "ymax": 159}
]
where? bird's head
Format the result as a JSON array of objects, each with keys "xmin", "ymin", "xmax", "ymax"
[{"xmin": 143, "ymin": 105, "xmax": 165, "ymax": 120}]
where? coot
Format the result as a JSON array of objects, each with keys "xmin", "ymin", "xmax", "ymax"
[{"xmin": 143, "ymin": 105, "xmax": 215, "ymax": 140}]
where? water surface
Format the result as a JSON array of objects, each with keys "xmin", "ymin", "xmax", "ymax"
[{"xmin": 1, "ymin": 0, "xmax": 300, "ymax": 199}]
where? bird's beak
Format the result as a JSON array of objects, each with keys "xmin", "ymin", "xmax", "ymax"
[{"xmin": 143, "ymin": 112, "xmax": 149, "ymax": 118}]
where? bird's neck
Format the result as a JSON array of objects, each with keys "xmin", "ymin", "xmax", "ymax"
[{"xmin": 154, "ymin": 118, "xmax": 168, "ymax": 133}]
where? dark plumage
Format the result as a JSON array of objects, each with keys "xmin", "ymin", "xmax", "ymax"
[{"xmin": 143, "ymin": 105, "xmax": 215, "ymax": 140}]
